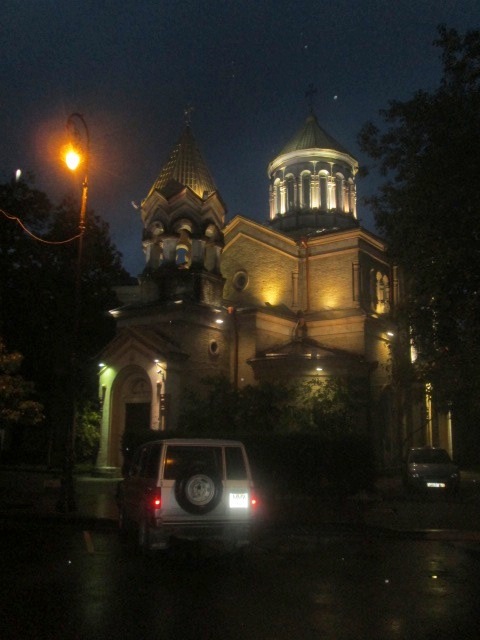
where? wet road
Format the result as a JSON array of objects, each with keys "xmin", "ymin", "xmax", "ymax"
[{"xmin": 1, "ymin": 519, "xmax": 480, "ymax": 639}]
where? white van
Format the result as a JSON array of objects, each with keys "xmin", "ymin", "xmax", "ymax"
[{"xmin": 117, "ymin": 438, "xmax": 257, "ymax": 553}]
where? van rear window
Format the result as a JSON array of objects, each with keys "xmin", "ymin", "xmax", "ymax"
[{"xmin": 164, "ymin": 446, "xmax": 222, "ymax": 480}]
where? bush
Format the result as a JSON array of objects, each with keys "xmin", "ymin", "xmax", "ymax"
[{"xmin": 75, "ymin": 403, "xmax": 101, "ymax": 464}]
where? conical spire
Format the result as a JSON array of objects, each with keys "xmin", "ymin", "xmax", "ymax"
[{"xmin": 149, "ymin": 125, "xmax": 217, "ymax": 200}]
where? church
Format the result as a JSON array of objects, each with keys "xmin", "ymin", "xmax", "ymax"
[{"xmin": 96, "ymin": 109, "xmax": 450, "ymax": 472}]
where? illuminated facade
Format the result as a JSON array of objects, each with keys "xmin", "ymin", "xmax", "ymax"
[{"xmin": 97, "ymin": 111, "xmax": 434, "ymax": 471}]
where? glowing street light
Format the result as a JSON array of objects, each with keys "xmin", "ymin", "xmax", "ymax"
[
  {"xmin": 65, "ymin": 148, "xmax": 81, "ymax": 171},
  {"xmin": 56, "ymin": 113, "xmax": 90, "ymax": 514}
]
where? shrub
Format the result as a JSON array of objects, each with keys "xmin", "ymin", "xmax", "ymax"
[{"xmin": 75, "ymin": 403, "xmax": 101, "ymax": 464}]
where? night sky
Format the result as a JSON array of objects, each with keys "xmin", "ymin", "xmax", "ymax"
[{"xmin": 2, "ymin": 1, "xmax": 478, "ymax": 276}]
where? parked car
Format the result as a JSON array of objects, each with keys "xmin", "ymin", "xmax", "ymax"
[
  {"xmin": 404, "ymin": 446, "xmax": 460, "ymax": 494},
  {"xmin": 117, "ymin": 438, "xmax": 257, "ymax": 553}
]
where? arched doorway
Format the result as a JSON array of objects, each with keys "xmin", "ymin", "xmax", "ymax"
[{"xmin": 109, "ymin": 366, "xmax": 152, "ymax": 467}]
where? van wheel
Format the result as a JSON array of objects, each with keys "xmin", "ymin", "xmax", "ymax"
[{"xmin": 175, "ymin": 468, "xmax": 223, "ymax": 514}]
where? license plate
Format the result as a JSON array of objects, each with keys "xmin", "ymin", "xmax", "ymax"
[
  {"xmin": 229, "ymin": 492, "xmax": 248, "ymax": 508},
  {"xmin": 427, "ymin": 482, "xmax": 445, "ymax": 488}
]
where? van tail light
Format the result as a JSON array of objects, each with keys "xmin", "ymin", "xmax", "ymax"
[
  {"xmin": 147, "ymin": 488, "xmax": 162, "ymax": 511},
  {"xmin": 250, "ymin": 491, "xmax": 258, "ymax": 510}
]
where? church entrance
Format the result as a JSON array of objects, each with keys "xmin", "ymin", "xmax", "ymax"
[
  {"xmin": 124, "ymin": 402, "xmax": 151, "ymax": 435},
  {"xmin": 108, "ymin": 367, "xmax": 152, "ymax": 468}
]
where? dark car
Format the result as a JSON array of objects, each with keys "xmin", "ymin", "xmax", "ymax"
[{"xmin": 404, "ymin": 446, "xmax": 460, "ymax": 494}]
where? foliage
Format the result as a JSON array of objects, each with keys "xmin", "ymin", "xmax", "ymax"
[
  {"xmin": 75, "ymin": 402, "xmax": 101, "ymax": 463},
  {"xmin": 178, "ymin": 375, "xmax": 366, "ymax": 437},
  {"xmin": 236, "ymin": 381, "xmax": 300, "ymax": 433},
  {"xmin": 297, "ymin": 377, "xmax": 367, "ymax": 437},
  {"xmin": 0, "ymin": 177, "xmax": 129, "ymax": 456},
  {"xmin": 0, "ymin": 338, "xmax": 44, "ymax": 429},
  {"xmin": 175, "ymin": 377, "xmax": 231, "ymax": 435},
  {"xmin": 122, "ymin": 376, "xmax": 374, "ymax": 493},
  {"xmin": 179, "ymin": 376, "xmax": 294, "ymax": 435},
  {"xmin": 358, "ymin": 26, "xmax": 480, "ymax": 416}
]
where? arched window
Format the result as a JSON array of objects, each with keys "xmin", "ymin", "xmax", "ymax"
[
  {"xmin": 347, "ymin": 177, "xmax": 355, "ymax": 214},
  {"xmin": 319, "ymin": 171, "xmax": 328, "ymax": 210},
  {"xmin": 376, "ymin": 271, "xmax": 384, "ymax": 304},
  {"xmin": 374, "ymin": 271, "xmax": 390, "ymax": 313},
  {"xmin": 336, "ymin": 173, "xmax": 344, "ymax": 211},
  {"xmin": 286, "ymin": 175, "xmax": 295, "ymax": 212},
  {"xmin": 175, "ymin": 227, "xmax": 191, "ymax": 269},
  {"xmin": 175, "ymin": 245, "xmax": 189, "ymax": 268},
  {"xmin": 370, "ymin": 269, "xmax": 376, "ymax": 311},
  {"xmin": 301, "ymin": 172, "xmax": 311, "ymax": 208},
  {"xmin": 274, "ymin": 178, "xmax": 282, "ymax": 215},
  {"xmin": 382, "ymin": 274, "xmax": 390, "ymax": 312}
]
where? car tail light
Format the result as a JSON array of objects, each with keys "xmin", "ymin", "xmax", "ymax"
[
  {"xmin": 250, "ymin": 492, "xmax": 258, "ymax": 509},
  {"xmin": 147, "ymin": 488, "xmax": 162, "ymax": 511}
]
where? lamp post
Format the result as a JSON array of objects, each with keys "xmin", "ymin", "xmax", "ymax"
[{"xmin": 56, "ymin": 113, "xmax": 89, "ymax": 513}]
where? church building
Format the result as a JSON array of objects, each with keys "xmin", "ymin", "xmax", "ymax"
[{"xmin": 96, "ymin": 109, "xmax": 445, "ymax": 472}]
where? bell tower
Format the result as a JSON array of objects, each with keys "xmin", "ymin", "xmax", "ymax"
[{"xmin": 139, "ymin": 111, "xmax": 226, "ymax": 305}]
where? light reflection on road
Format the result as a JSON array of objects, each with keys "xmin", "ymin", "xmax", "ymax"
[{"xmin": 1, "ymin": 519, "xmax": 480, "ymax": 639}]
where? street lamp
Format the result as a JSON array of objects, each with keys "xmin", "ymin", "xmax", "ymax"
[
  {"xmin": 56, "ymin": 113, "xmax": 89, "ymax": 513},
  {"xmin": 65, "ymin": 112, "xmax": 89, "ymax": 245}
]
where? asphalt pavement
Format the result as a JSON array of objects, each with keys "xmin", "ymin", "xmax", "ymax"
[{"xmin": 1, "ymin": 466, "xmax": 480, "ymax": 540}]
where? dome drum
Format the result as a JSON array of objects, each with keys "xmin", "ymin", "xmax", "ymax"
[
  {"xmin": 269, "ymin": 170, "xmax": 357, "ymax": 219},
  {"xmin": 267, "ymin": 113, "xmax": 359, "ymax": 230}
]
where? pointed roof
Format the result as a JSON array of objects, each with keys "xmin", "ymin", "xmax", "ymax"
[
  {"xmin": 98, "ymin": 325, "xmax": 189, "ymax": 362},
  {"xmin": 150, "ymin": 126, "xmax": 217, "ymax": 200},
  {"xmin": 247, "ymin": 336, "xmax": 369, "ymax": 377},
  {"xmin": 279, "ymin": 113, "xmax": 350, "ymax": 156},
  {"xmin": 252, "ymin": 337, "xmax": 364, "ymax": 361}
]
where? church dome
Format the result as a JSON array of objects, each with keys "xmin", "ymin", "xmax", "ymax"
[
  {"xmin": 279, "ymin": 113, "xmax": 350, "ymax": 156},
  {"xmin": 267, "ymin": 112, "xmax": 359, "ymax": 235}
]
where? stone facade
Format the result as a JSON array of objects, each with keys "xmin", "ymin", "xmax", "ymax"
[{"xmin": 97, "ymin": 112, "xmax": 447, "ymax": 471}]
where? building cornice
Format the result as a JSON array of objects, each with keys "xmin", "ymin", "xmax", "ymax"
[{"xmin": 268, "ymin": 148, "xmax": 358, "ymax": 177}]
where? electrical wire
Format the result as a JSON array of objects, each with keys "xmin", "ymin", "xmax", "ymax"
[{"xmin": 0, "ymin": 208, "xmax": 83, "ymax": 244}]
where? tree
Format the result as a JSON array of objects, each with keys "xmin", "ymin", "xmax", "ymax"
[
  {"xmin": 237, "ymin": 381, "xmax": 300, "ymax": 433},
  {"xmin": 0, "ymin": 176, "xmax": 129, "ymax": 461},
  {"xmin": 175, "ymin": 375, "xmax": 373, "ymax": 494},
  {"xmin": 298, "ymin": 377, "xmax": 368, "ymax": 438},
  {"xmin": 0, "ymin": 338, "xmax": 44, "ymax": 454},
  {"xmin": 179, "ymin": 376, "xmax": 300, "ymax": 435},
  {"xmin": 180, "ymin": 375, "xmax": 240, "ymax": 435},
  {"xmin": 358, "ymin": 26, "xmax": 480, "ymax": 454}
]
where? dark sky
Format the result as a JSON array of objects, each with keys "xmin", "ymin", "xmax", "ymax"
[{"xmin": 1, "ymin": 1, "xmax": 478, "ymax": 276}]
